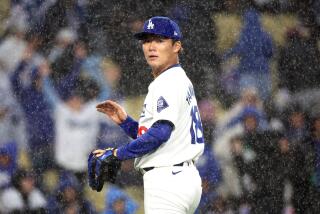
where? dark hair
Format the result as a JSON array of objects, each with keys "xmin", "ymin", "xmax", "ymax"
[
  {"xmin": 50, "ymin": 44, "xmax": 75, "ymax": 81},
  {"xmin": 11, "ymin": 169, "xmax": 34, "ymax": 191},
  {"xmin": 70, "ymin": 76, "xmax": 100, "ymax": 102}
]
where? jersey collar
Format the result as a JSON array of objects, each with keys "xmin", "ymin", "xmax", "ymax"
[
  {"xmin": 165, "ymin": 63, "xmax": 181, "ymax": 71},
  {"xmin": 154, "ymin": 64, "xmax": 181, "ymax": 79},
  {"xmin": 160, "ymin": 63, "xmax": 181, "ymax": 75}
]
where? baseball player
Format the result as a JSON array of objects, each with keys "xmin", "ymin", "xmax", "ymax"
[{"xmin": 92, "ymin": 16, "xmax": 205, "ymax": 213}]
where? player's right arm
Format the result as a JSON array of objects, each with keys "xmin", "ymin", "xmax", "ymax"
[{"xmin": 96, "ymin": 100, "xmax": 138, "ymax": 139}]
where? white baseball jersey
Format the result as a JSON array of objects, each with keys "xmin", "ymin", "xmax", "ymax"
[{"xmin": 135, "ymin": 65, "xmax": 204, "ymax": 169}]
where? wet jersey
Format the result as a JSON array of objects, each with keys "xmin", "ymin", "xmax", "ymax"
[{"xmin": 135, "ymin": 65, "xmax": 204, "ymax": 169}]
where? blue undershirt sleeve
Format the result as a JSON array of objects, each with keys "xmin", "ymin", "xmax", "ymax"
[
  {"xmin": 116, "ymin": 120, "xmax": 174, "ymax": 160},
  {"xmin": 119, "ymin": 116, "xmax": 139, "ymax": 139}
]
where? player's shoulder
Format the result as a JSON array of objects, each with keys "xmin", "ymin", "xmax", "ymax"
[
  {"xmin": 168, "ymin": 66, "xmax": 186, "ymax": 77},
  {"xmin": 155, "ymin": 66, "xmax": 188, "ymax": 86}
]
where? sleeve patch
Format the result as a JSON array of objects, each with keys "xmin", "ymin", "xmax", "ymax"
[{"xmin": 157, "ymin": 96, "xmax": 169, "ymax": 113}]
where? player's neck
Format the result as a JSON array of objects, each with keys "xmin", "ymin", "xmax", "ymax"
[
  {"xmin": 152, "ymin": 62, "xmax": 179, "ymax": 78},
  {"xmin": 152, "ymin": 68, "xmax": 164, "ymax": 78}
]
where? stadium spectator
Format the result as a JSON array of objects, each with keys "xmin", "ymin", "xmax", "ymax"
[
  {"xmin": 0, "ymin": 142, "xmax": 18, "ymax": 190},
  {"xmin": 223, "ymin": 106, "xmax": 268, "ymax": 134},
  {"xmin": 0, "ymin": 168, "xmax": 47, "ymax": 213},
  {"xmin": 103, "ymin": 185, "xmax": 139, "ymax": 214},
  {"xmin": 223, "ymin": 8, "xmax": 273, "ymax": 102},
  {"xmin": 278, "ymin": 25, "xmax": 320, "ymax": 112},
  {"xmin": 47, "ymin": 28, "xmax": 77, "ymax": 64},
  {"xmin": 277, "ymin": 133, "xmax": 312, "ymax": 214},
  {"xmin": 0, "ymin": 26, "xmax": 26, "ymax": 74},
  {"xmin": 282, "ymin": 104, "xmax": 310, "ymax": 147},
  {"xmin": 232, "ymin": 131, "xmax": 286, "ymax": 213},
  {"xmin": 217, "ymin": 87, "xmax": 266, "ymax": 132},
  {"xmin": 47, "ymin": 171, "xmax": 95, "ymax": 214},
  {"xmin": 43, "ymin": 65, "xmax": 105, "ymax": 193},
  {"xmin": 288, "ymin": 114, "xmax": 320, "ymax": 213},
  {"xmin": 10, "ymin": 50, "xmax": 55, "ymax": 185},
  {"xmin": 0, "ymin": 83, "xmax": 26, "ymax": 149}
]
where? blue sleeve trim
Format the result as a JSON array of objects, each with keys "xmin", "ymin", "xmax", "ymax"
[
  {"xmin": 119, "ymin": 116, "xmax": 139, "ymax": 139},
  {"xmin": 116, "ymin": 120, "xmax": 174, "ymax": 160}
]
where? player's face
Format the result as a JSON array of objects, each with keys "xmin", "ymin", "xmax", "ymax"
[{"xmin": 142, "ymin": 35, "xmax": 181, "ymax": 76}]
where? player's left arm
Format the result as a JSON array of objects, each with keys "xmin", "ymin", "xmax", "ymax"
[
  {"xmin": 119, "ymin": 116, "xmax": 139, "ymax": 139},
  {"xmin": 115, "ymin": 120, "xmax": 174, "ymax": 160}
]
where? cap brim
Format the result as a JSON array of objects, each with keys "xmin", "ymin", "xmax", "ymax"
[
  {"xmin": 134, "ymin": 32, "xmax": 181, "ymax": 40},
  {"xmin": 134, "ymin": 32, "xmax": 153, "ymax": 40}
]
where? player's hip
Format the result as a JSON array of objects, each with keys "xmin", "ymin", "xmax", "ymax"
[
  {"xmin": 143, "ymin": 162, "xmax": 201, "ymax": 187},
  {"xmin": 143, "ymin": 164, "xmax": 202, "ymax": 213}
]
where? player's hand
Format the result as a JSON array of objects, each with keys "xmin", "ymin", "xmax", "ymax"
[
  {"xmin": 92, "ymin": 149, "xmax": 106, "ymax": 157},
  {"xmin": 96, "ymin": 100, "xmax": 127, "ymax": 124}
]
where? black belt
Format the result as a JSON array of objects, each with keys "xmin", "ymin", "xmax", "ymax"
[{"xmin": 142, "ymin": 161, "xmax": 192, "ymax": 172}]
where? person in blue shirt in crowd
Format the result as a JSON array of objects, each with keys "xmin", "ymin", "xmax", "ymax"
[
  {"xmin": 225, "ymin": 106, "xmax": 269, "ymax": 132},
  {"xmin": 0, "ymin": 143, "xmax": 18, "ymax": 190},
  {"xmin": 10, "ymin": 49, "xmax": 55, "ymax": 184},
  {"xmin": 223, "ymin": 8, "xmax": 273, "ymax": 102},
  {"xmin": 104, "ymin": 185, "xmax": 139, "ymax": 214}
]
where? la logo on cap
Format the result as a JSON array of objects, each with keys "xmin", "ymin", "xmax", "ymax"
[{"xmin": 147, "ymin": 19, "xmax": 154, "ymax": 30}]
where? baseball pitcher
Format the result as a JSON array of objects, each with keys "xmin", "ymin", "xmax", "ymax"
[{"xmin": 89, "ymin": 16, "xmax": 205, "ymax": 214}]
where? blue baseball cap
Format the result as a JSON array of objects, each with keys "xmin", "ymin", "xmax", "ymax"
[{"xmin": 134, "ymin": 16, "xmax": 182, "ymax": 40}]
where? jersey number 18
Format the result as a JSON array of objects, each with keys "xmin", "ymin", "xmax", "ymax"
[{"xmin": 190, "ymin": 106, "xmax": 204, "ymax": 144}]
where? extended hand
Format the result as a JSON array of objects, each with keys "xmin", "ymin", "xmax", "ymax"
[{"xmin": 96, "ymin": 100, "xmax": 127, "ymax": 124}]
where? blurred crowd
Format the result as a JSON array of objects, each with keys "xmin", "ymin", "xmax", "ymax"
[{"xmin": 0, "ymin": 0, "xmax": 320, "ymax": 213}]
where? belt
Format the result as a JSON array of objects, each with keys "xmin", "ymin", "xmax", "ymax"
[{"xmin": 142, "ymin": 161, "xmax": 193, "ymax": 173}]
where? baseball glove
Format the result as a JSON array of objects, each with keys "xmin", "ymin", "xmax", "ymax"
[{"xmin": 88, "ymin": 149, "xmax": 121, "ymax": 192}]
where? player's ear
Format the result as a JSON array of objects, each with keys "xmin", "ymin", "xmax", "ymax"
[{"xmin": 173, "ymin": 41, "xmax": 182, "ymax": 54}]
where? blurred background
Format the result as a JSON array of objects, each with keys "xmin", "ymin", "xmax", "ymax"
[{"xmin": 0, "ymin": 0, "xmax": 320, "ymax": 213}]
